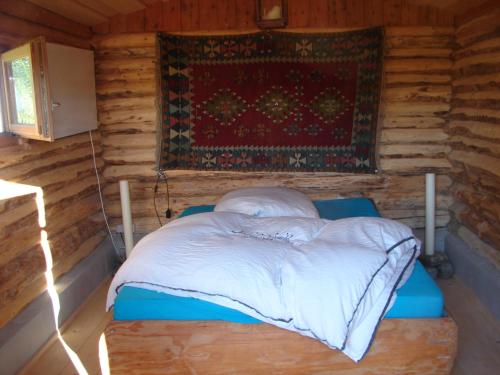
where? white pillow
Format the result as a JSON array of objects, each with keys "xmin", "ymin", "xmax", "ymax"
[{"xmin": 214, "ymin": 187, "xmax": 320, "ymax": 218}]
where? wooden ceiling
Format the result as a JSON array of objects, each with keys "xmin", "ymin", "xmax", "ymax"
[
  {"xmin": 408, "ymin": 0, "xmax": 491, "ymax": 14},
  {"xmin": 23, "ymin": 0, "xmax": 495, "ymax": 27},
  {"xmin": 26, "ymin": 0, "xmax": 148, "ymax": 26}
]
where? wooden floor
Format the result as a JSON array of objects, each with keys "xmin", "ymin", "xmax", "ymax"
[{"xmin": 20, "ymin": 276, "xmax": 500, "ymax": 375}]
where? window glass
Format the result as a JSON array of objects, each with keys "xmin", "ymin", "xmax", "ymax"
[{"xmin": 4, "ymin": 56, "xmax": 36, "ymax": 125}]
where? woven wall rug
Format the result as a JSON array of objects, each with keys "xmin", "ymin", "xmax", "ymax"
[{"xmin": 159, "ymin": 28, "xmax": 383, "ymax": 172}]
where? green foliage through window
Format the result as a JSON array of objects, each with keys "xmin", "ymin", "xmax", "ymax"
[{"xmin": 10, "ymin": 57, "xmax": 35, "ymax": 124}]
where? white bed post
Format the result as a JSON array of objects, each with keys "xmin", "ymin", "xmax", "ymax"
[
  {"xmin": 425, "ymin": 173, "xmax": 435, "ymax": 256},
  {"xmin": 119, "ymin": 180, "xmax": 134, "ymax": 258}
]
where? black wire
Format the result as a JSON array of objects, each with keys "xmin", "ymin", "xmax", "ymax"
[
  {"xmin": 153, "ymin": 173, "xmax": 163, "ymax": 227},
  {"xmin": 160, "ymin": 170, "xmax": 171, "ymax": 213}
]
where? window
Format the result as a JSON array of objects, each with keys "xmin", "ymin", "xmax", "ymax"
[
  {"xmin": 1, "ymin": 40, "xmax": 44, "ymax": 139},
  {"xmin": 1, "ymin": 37, "xmax": 98, "ymax": 141},
  {"xmin": 0, "ymin": 62, "xmax": 6, "ymax": 133}
]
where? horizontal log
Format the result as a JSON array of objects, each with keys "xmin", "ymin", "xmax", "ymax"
[
  {"xmin": 0, "ymin": 132, "xmax": 99, "ymax": 169},
  {"xmin": 103, "ymin": 148, "xmax": 156, "ymax": 163},
  {"xmin": 385, "ymin": 73, "xmax": 451, "ymax": 85},
  {"xmin": 383, "ymin": 102, "xmax": 450, "ymax": 115},
  {"xmin": 99, "ymin": 108, "xmax": 157, "ymax": 125},
  {"xmin": 102, "ymin": 173, "xmax": 451, "ymax": 199},
  {"xmin": 101, "ymin": 133, "xmax": 156, "ymax": 149},
  {"xmin": 383, "ymin": 86, "xmax": 451, "ymax": 102},
  {"xmin": 379, "ymin": 144, "xmax": 450, "ymax": 156},
  {"xmin": 96, "ymin": 81, "xmax": 156, "ymax": 97},
  {"xmin": 96, "ymin": 69, "xmax": 156, "ymax": 83},
  {"xmin": 0, "ymin": 144, "xmax": 100, "ymax": 182},
  {"xmin": 450, "ymin": 107, "xmax": 500, "ymax": 122},
  {"xmin": 381, "ymin": 116, "xmax": 446, "ymax": 128},
  {"xmin": 449, "ymin": 136, "xmax": 500, "ymax": 157},
  {"xmin": 448, "ymin": 120, "xmax": 500, "ymax": 140},
  {"xmin": 385, "ymin": 59, "xmax": 452, "ymax": 72},
  {"xmin": 0, "ymin": 175, "xmax": 99, "ymax": 229},
  {"xmin": 100, "ymin": 122, "xmax": 157, "ymax": 135},
  {"xmin": 385, "ymin": 48, "xmax": 452, "ymax": 58},
  {"xmin": 0, "ymin": 216, "xmax": 103, "ymax": 296},
  {"xmin": 455, "ymin": 9, "xmax": 500, "ymax": 47},
  {"xmin": 103, "ymin": 164, "xmax": 156, "ymax": 180},
  {"xmin": 92, "ymin": 33, "xmax": 156, "ymax": 49},
  {"xmin": 0, "ymin": 194, "xmax": 101, "ymax": 266},
  {"xmin": 383, "ymin": 213, "xmax": 450, "ymax": 228},
  {"xmin": 95, "ymin": 58, "xmax": 156, "ymax": 72},
  {"xmin": 97, "ymin": 97, "xmax": 156, "ymax": 112},
  {"xmin": 380, "ymin": 128, "xmax": 448, "ymax": 143},
  {"xmin": 454, "ymin": 52, "xmax": 500, "ymax": 70},
  {"xmin": 454, "ymin": 36, "xmax": 500, "ymax": 59},
  {"xmin": 454, "ymin": 91, "xmax": 500, "ymax": 101},
  {"xmin": 95, "ymin": 46, "xmax": 156, "ymax": 59},
  {"xmin": 380, "ymin": 158, "xmax": 451, "ymax": 172},
  {"xmin": 385, "ymin": 27, "xmax": 454, "ymax": 37},
  {"xmin": 0, "ymin": 233, "xmax": 105, "ymax": 328},
  {"xmin": 454, "ymin": 71, "xmax": 500, "ymax": 87},
  {"xmin": 385, "ymin": 36, "xmax": 454, "ymax": 49},
  {"xmin": 449, "ymin": 150, "xmax": 500, "ymax": 177}
]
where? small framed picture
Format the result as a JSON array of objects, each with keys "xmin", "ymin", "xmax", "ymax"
[{"xmin": 256, "ymin": 0, "xmax": 288, "ymax": 29}]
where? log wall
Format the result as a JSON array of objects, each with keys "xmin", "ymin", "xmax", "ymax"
[
  {"xmin": 448, "ymin": 4, "xmax": 500, "ymax": 265},
  {"xmin": 94, "ymin": 26, "xmax": 454, "ymax": 233},
  {"xmin": 0, "ymin": 9, "xmax": 102, "ymax": 327}
]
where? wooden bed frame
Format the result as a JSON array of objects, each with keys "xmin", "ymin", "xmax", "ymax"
[{"xmin": 104, "ymin": 316, "xmax": 457, "ymax": 374}]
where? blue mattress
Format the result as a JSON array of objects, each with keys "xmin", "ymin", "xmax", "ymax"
[{"xmin": 114, "ymin": 198, "xmax": 444, "ymax": 321}]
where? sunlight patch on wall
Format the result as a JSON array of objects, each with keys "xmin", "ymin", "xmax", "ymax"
[{"xmin": 0, "ymin": 179, "xmax": 90, "ymax": 374}]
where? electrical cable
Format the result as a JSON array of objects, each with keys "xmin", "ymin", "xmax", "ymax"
[
  {"xmin": 159, "ymin": 170, "xmax": 171, "ymax": 215},
  {"xmin": 89, "ymin": 130, "xmax": 124, "ymax": 262},
  {"xmin": 153, "ymin": 172, "xmax": 163, "ymax": 227}
]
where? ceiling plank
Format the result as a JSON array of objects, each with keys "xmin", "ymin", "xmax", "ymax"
[
  {"xmin": 76, "ymin": 0, "xmax": 119, "ymax": 18},
  {"xmin": 406, "ymin": 0, "xmax": 457, "ymax": 9},
  {"xmin": 98, "ymin": 0, "xmax": 146, "ymax": 14},
  {"xmin": 27, "ymin": 0, "xmax": 109, "ymax": 25},
  {"xmin": 406, "ymin": 0, "xmax": 492, "ymax": 15},
  {"xmin": 0, "ymin": 13, "xmax": 91, "ymax": 49},
  {"xmin": 0, "ymin": 0, "xmax": 92, "ymax": 38}
]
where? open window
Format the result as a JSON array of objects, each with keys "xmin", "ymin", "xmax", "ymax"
[
  {"xmin": 1, "ymin": 38, "xmax": 49, "ymax": 140},
  {"xmin": 1, "ymin": 37, "xmax": 97, "ymax": 141}
]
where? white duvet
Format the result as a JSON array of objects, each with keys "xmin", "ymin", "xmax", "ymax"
[{"xmin": 107, "ymin": 212, "xmax": 420, "ymax": 362}]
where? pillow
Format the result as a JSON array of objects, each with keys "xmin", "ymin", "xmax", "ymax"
[{"xmin": 214, "ymin": 187, "xmax": 320, "ymax": 218}]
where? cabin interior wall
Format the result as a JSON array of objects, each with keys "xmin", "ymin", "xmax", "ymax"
[
  {"xmin": 447, "ymin": 4, "xmax": 500, "ymax": 266},
  {"xmin": 0, "ymin": 5, "xmax": 106, "ymax": 328},
  {"xmin": 93, "ymin": 0, "xmax": 454, "ymax": 236}
]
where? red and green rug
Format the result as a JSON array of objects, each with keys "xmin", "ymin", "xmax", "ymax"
[{"xmin": 159, "ymin": 28, "xmax": 383, "ymax": 172}]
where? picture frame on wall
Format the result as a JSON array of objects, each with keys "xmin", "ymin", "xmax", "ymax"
[{"xmin": 256, "ymin": 0, "xmax": 288, "ymax": 29}]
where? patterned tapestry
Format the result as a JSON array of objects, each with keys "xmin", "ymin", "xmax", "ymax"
[{"xmin": 159, "ymin": 28, "xmax": 383, "ymax": 172}]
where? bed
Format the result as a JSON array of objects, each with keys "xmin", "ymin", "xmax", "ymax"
[{"xmin": 104, "ymin": 195, "xmax": 457, "ymax": 374}]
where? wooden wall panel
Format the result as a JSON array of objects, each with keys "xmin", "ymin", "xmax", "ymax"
[
  {"xmin": 448, "ymin": 5, "xmax": 500, "ymax": 266},
  {"xmin": 0, "ymin": 8, "xmax": 101, "ymax": 327},
  {"xmin": 92, "ymin": 0, "xmax": 454, "ymax": 34},
  {"xmin": 94, "ymin": 27, "xmax": 453, "ymax": 233},
  {"xmin": 0, "ymin": 133, "xmax": 106, "ymax": 327}
]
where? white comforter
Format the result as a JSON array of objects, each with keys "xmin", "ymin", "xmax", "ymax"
[{"xmin": 107, "ymin": 212, "xmax": 420, "ymax": 362}]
